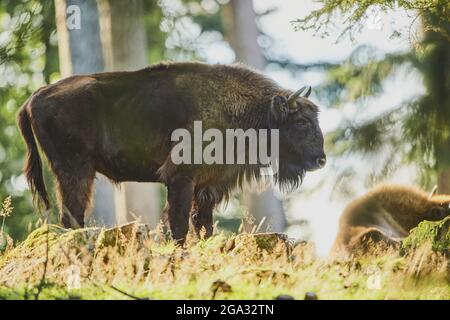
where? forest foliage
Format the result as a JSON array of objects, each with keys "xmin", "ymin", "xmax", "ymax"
[
  {"xmin": 294, "ymin": 0, "xmax": 450, "ymax": 188},
  {"xmin": 0, "ymin": 0, "xmax": 449, "ymax": 239}
]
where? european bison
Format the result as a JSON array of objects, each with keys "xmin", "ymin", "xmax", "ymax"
[
  {"xmin": 331, "ymin": 184, "xmax": 450, "ymax": 258},
  {"xmin": 17, "ymin": 62, "xmax": 326, "ymax": 243}
]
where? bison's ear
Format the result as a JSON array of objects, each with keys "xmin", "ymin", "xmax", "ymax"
[{"xmin": 270, "ymin": 95, "xmax": 289, "ymax": 122}]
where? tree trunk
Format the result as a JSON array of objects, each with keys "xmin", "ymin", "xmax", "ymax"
[
  {"xmin": 225, "ymin": 0, "xmax": 286, "ymax": 233},
  {"xmin": 55, "ymin": 0, "xmax": 116, "ymax": 227},
  {"xmin": 225, "ymin": 0, "xmax": 266, "ymax": 69},
  {"xmin": 437, "ymin": 169, "xmax": 450, "ymax": 194},
  {"xmin": 98, "ymin": 0, "xmax": 162, "ymax": 228},
  {"xmin": 421, "ymin": 12, "xmax": 450, "ymax": 194}
]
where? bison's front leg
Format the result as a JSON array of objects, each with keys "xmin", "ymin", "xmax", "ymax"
[
  {"xmin": 167, "ymin": 176, "xmax": 194, "ymax": 245},
  {"xmin": 191, "ymin": 197, "xmax": 215, "ymax": 239}
]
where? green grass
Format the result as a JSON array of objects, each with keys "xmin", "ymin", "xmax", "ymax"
[{"xmin": 0, "ymin": 221, "xmax": 448, "ymax": 300}]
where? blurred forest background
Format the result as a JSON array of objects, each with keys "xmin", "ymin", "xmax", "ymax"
[{"xmin": 0, "ymin": 0, "xmax": 449, "ymax": 254}]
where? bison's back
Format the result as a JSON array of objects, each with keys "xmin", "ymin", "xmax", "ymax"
[{"xmin": 25, "ymin": 72, "xmax": 171, "ymax": 183}]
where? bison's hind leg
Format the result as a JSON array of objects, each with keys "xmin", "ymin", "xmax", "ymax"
[
  {"xmin": 26, "ymin": 88, "xmax": 97, "ymax": 229},
  {"xmin": 55, "ymin": 167, "xmax": 95, "ymax": 228},
  {"xmin": 30, "ymin": 118, "xmax": 95, "ymax": 228},
  {"xmin": 352, "ymin": 227, "xmax": 400, "ymax": 255}
]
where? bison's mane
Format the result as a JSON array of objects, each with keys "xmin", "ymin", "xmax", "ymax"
[{"xmin": 154, "ymin": 61, "xmax": 309, "ymax": 200}]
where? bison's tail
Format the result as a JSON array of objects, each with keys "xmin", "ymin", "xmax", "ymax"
[{"xmin": 17, "ymin": 102, "xmax": 50, "ymax": 210}]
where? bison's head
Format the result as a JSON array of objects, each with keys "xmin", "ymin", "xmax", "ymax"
[
  {"xmin": 427, "ymin": 204, "xmax": 450, "ymax": 221},
  {"xmin": 269, "ymin": 86, "xmax": 326, "ymax": 190}
]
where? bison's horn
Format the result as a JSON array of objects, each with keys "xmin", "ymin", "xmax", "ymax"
[
  {"xmin": 303, "ymin": 86, "xmax": 312, "ymax": 98},
  {"xmin": 287, "ymin": 86, "xmax": 306, "ymax": 109},
  {"xmin": 428, "ymin": 185, "xmax": 438, "ymax": 199}
]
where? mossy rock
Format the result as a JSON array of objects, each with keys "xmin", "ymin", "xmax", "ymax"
[
  {"xmin": 24, "ymin": 224, "xmax": 101, "ymax": 251},
  {"xmin": 0, "ymin": 222, "xmax": 150, "ymax": 269},
  {"xmin": 232, "ymin": 233, "xmax": 290, "ymax": 253},
  {"xmin": 402, "ymin": 216, "xmax": 450, "ymax": 255},
  {"xmin": 96, "ymin": 222, "xmax": 150, "ymax": 248},
  {"xmin": 0, "ymin": 225, "xmax": 100, "ymax": 267}
]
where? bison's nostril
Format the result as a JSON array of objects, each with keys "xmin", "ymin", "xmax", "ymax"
[{"xmin": 317, "ymin": 157, "xmax": 326, "ymax": 168}]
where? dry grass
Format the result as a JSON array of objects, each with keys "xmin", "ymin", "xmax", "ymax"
[{"xmin": 0, "ymin": 221, "xmax": 448, "ymax": 300}]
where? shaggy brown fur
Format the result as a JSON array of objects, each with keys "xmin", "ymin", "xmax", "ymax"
[
  {"xmin": 17, "ymin": 61, "xmax": 325, "ymax": 244},
  {"xmin": 331, "ymin": 184, "xmax": 450, "ymax": 259}
]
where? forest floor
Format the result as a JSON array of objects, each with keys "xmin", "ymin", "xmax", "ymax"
[{"xmin": 0, "ymin": 218, "xmax": 448, "ymax": 300}]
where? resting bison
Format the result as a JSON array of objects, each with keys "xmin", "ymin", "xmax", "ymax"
[
  {"xmin": 331, "ymin": 184, "xmax": 450, "ymax": 258},
  {"xmin": 17, "ymin": 62, "xmax": 326, "ymax": 243}
]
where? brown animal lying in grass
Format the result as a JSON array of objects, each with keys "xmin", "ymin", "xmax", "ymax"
[{"xmin": 331, "ymin": 184, "xmax": 450, "ymax": 259}]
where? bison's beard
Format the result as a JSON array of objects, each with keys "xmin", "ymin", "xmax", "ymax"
[{"xmin": 275, "ymin": 162, "xmax": 306, "ymax": 193}]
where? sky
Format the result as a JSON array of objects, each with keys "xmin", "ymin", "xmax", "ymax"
[{"xmin": 201, "ymin": 0, "xmax": 423, "ymax": 256}]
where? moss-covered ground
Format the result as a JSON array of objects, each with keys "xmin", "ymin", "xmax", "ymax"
[{"xmin": 0, "ymin": 219, "xmax": 448, "ymax": 300}]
